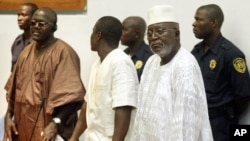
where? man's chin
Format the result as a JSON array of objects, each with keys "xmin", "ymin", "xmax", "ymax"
[
  {"xmin": 194, "ymin": 34, "xmax": 203, "ymax": 39},
  {"xmin": 18, "ymin": 25, "xmax": 27, "ymax": 30},
  {"xmin": 31, "ymin": 37, "xmax": 41, "ymax": 42}
]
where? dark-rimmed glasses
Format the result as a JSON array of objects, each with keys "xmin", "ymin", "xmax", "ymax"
[
  {"xmin": 147, "ymin": 28, "xmax": 176, "ymax": 38},
  {"xmin": 30, "ymin": 20, "xmax": 50, "ymax": 28}
]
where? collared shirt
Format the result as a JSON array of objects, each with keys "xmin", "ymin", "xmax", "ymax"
[
  {"xmin": 124, "ymin": 41, "xmax": 153, "ymax": 81},
  {"xmin": 191, "ymin": 34, "xmax": 250, "ymax": 108},
  {"xmin": 84, "ymin": 48, "xmax": 138, "ymax": 141},
  {"xmin": 11, "ymin": 34, "xmax": 33, "ymax": 71}
]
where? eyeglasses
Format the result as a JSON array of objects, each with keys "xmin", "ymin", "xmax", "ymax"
[
  {"xmin": 30, "ymin": 20, "xmax": 50, "ymax": 28},
  {"xmin": 147, "ymin": 28, "xmax": 176, "ymax": 38}
]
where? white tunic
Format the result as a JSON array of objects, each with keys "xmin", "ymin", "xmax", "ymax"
[
  {"xmin": 84, "ymin": 48, "xmax": 139, "ymax": 141},
  {"xmin": 128, "ymin": 48, "xmax": 213, "ymax": 141}
]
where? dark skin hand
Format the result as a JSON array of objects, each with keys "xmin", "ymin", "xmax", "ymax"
[
  {"xmin": 68, "ymin": 104, "xmax": 133, "ymax": 141},
  {"xmin": 41, "ymin": 121, "xmax": 58, "ymax": 141},
  {"xmin": 3, "ymin": 112, "xmax": 58, "ymax": 141},
  {"xmin": 3, "ymin": 112, "xmax": 18, "ymax": 141},
  {"xmin": 68, "ymin": 102, "xmax": 87, "ymax": 141}
]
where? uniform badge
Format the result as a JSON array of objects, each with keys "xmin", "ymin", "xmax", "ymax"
[
  {"xmin": 135, "ymin": 60, "xmax": 143, "ymax": 69},
  {"xmin": 209, "ymin": 59, "xmax": 217, "ymax": 70},
  {"xmin": 233, "ymin": 58, "xmax": 246, "ymax": 73}
]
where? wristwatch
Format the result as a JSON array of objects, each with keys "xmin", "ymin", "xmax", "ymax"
[{"xmin": 52, "ymin": 117, "xmax": 61, "ymax": 124}]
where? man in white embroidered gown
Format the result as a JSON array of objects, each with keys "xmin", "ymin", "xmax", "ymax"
[{"xmin": 127, "ymin": 5, "xmax": 213, "ymax": 141}]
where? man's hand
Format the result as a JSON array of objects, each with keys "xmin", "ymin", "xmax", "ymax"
[
  {"xmin": 41, "ymin": 121, "xmax": 58, "ymax": 141},
  {"xmin": 68, "ymin": 137, "xmax": 78, "ymax": 141},
  {"xmin": 3, "ymin": 114, "xmax": 18, "ymax": 141}
]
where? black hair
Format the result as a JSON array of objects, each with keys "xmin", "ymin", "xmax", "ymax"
[
  {"xmin": 95, "ymin": 16, "xmax": 122, "ymax": 47},
  {"xmin": 124, "ymin": 16, "xmax": 147, "ymax": 38},
  {"xmin": 22, "ymin": 2, "xmax": 38, "ymax": 15},
  {"xmin": 198, "ymin": 4, "xmax": 224, "ymax": 28}
]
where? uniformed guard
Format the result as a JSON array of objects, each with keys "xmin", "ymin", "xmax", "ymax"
[
  {"xmin": 121, "ymin": 16, "xmax": 153, "ymax": 81},
  {"xmin": 191, "ymin": 4, "xmax": 250, "ymax": 141}
]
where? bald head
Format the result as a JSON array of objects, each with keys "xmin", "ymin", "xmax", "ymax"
[
  {"xmin": 121, "ymin": 16, "xmax": 147, "ymax": 46},
  {"xmin": 123, "ymin": 16, "xmax": 146, "ymax": 37},
  {"xmin": 32, "ymin": 7, "xmax": 57, "ymax": 32},
  {"xmin": 34, "ymin": 7, "xmax": 57, "ymax": 24}
]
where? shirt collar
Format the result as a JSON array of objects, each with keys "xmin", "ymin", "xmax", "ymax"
[
  {"xmin": 209, "ymin": 33, "xmax": 223, "ymax": 55},
  {"xmin": 194, "ymin": 33, "xmax": 223, "ymax": 55}
]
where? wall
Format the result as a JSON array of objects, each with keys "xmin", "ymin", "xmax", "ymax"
[{"xmin": 0, "ymin": 0, "xmax": 250, "ymax": 138}]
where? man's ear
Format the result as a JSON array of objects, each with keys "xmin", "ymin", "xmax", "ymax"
[
  {"xmin": 53, "ymin": 24, "xmax": 57, "ymax": 32},
  {"xmin": 175, "ymin": 30, "xmax": 180, "ymax": 36},
  {"xmin": 97, "ymin": 32, "xmax": 102, "ymax": 40},
  {"xmin": 211, "ymin": 19, "xmax": 218, "ymax": 28}
]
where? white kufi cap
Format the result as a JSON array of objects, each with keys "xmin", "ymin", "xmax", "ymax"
[{"xmin": 147, "ymin": 5, "xmax": 178, "ymax": 26}]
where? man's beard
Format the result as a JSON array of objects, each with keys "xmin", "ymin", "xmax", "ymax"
[{"xmin": 150, "ymin": 42, "xmax": 173, "ymax": 58}]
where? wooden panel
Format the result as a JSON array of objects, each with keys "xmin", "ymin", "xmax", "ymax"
[{"xmin": 0, "ymin": 0, "xmax": 87, "ymax": 10}]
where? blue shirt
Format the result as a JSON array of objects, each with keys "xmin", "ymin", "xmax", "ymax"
[
  {"xmin": 124, "ymin": 41, "xmax": 153, "ymax": 81},
  {"xmin": 11, "ymin": 34, "xmax": 33, "ymax": 71}
]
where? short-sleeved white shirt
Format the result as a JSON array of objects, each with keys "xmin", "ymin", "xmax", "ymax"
[{"xmin": 84, "ymin": 48, "xmax": 139, "ymax": 141}]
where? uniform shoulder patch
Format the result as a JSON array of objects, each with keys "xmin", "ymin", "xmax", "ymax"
[{"xmin": 233, "ymin": 58, "xmax": 246, "ymax": 73}]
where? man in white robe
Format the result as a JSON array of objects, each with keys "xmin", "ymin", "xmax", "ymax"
[{"xmin": 127, "ymin": 5, "xmax": 213, "ymax": 141}]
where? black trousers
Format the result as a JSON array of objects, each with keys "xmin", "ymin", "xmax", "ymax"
[{"xmin": 210, "ymin": 115, "xmax": 238, "ymax": 141}]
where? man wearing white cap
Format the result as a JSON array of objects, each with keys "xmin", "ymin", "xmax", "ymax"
[{"xmin": 127, "ymin": 5, "xmax": 213, "ymax": 141}]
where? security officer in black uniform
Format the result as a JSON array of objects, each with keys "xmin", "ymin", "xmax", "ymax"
[
  {"xmin": 191, "ymin": 4, "xmax": 250, "ymax": 141},
  {"xmin": 121, "ymin": 16, "xmax": 153, "ymax": 81}
]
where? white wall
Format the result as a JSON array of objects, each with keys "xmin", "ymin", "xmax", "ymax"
[{"xmin": 0, "ymin": 0, "xmax": 250, "ymax": 137}]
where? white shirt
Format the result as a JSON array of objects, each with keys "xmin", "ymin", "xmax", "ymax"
[
  {"xmin": 128, "ymin": 48, "xmax": 213, "ymax": 141},
  {"xmin": 84, "ymin": 48, "xmax": 139, "ymax": 141}
]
